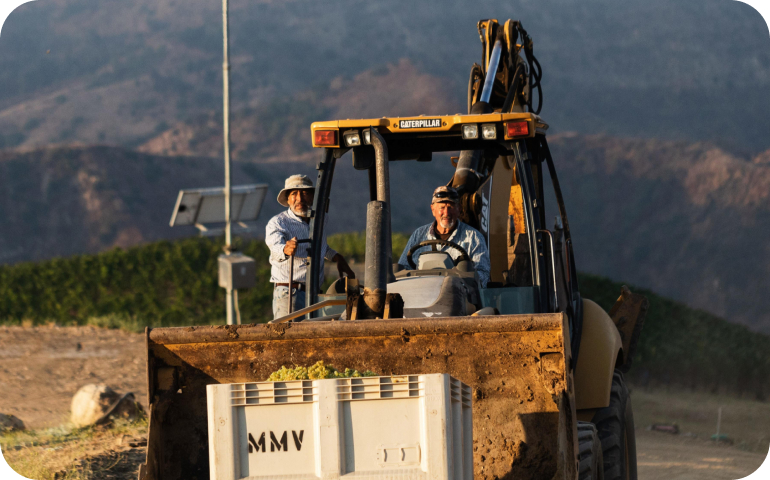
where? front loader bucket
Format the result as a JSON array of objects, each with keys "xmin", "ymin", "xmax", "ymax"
[{"xmin": 140, "ymin": 314, "xmax": 577, "ymax": 480}]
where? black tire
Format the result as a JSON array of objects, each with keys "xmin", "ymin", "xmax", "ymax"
[
  {"xmin": 591, "ymin": 370, "xmax": 638, "ymax": 480},
  {"xmin": 578, "ymin": 421, "xmax": 604, "ymax": 480}
]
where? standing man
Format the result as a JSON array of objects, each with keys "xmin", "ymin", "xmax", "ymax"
[
  {"xmin": 266, "ymin": 174, "xmax": 355, "ymax": 319},
  {"xmin": 398, "ymin": 186, "xmax": 490, "ymax": 287}
]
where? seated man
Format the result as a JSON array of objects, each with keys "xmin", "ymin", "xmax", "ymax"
[{"xmin": 398, "ymin": 186, "xmax": 490, "ymax": 288}]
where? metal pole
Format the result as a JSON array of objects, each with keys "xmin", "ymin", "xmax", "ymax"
[
  {"xmin": 222, "ymin": 0, "xmax": 234, "ymax": 325},
  {"xmin": 287, "ymin": 255, "xmax": 295, "ymax": 314},
  {"xmin": 233, "ymin": 290, "xmax": 241, "ymax": 325},
  {"xmin": 716, "ymin": 406, "xmax": 723, "ymax": 444}
]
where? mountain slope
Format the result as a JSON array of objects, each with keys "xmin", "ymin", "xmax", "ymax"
[
  {"xmin": 0, "ymin": 0, "xmax": 768, "ymax": 151},
  {"xmin": 136, "ymin": 60, "xmax": 460, "ymax": 161},
  {"xmin": 0, "ymin": 146, "xmax": 264, "ymax": 261},
  {"xmin": 549, "ymin": 134, "xmax": 770, "ymax": 331},
  {"xmin": 0, "ymin": 136, "xmax": 769, "ymax": 332},
  {"xmin": 0, "ymin": 144, "xmax": 451, "ymax": 262}
]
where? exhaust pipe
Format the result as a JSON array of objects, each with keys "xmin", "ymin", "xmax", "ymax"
[
  {"xmin": 364, "ymin": 201, "xmax": 388, "ymax": 315},
  {"xmin": 369, "ymin": 128, "xmax": 395, "ymax": 284},
  {"xmin": 371, "ymin": 127, "xmax": 390, "ymax": 205},
  {"xmin": 358, "ymin": 128, "xmax": 398, "ymax": 318}
]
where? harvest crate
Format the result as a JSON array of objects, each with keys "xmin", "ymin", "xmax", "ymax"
[{"xmin": 207, "ymin": 374, "xmax": 473, "ymax": 480}]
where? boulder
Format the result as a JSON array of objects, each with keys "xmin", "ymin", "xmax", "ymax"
[
  {"xmin": 70, "ymin": 384, "xmax": 144, "ymax": 427},
  {"xmin": 0, "ymin": 413, "xmax": 25, "ymax": 432}
]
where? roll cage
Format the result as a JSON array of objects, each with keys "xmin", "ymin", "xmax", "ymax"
[{"xmin": 305, "ymin": 112, "xmax": 584, "ymax": 365}]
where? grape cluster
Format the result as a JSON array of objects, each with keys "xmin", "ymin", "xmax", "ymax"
[{"xmin": 267, "ymin": 361, "xmax": 377, "ymax": 381}]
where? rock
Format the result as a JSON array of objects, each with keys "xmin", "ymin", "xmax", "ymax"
[
  {"xmin": 648, "ymin": 423, "xmax": 679, "ymax": 435},
  {"xmin": 0, "ymin": 413, "xmax": 25, "ymax": 432},
  {"xmin": 116, "ymin": 434, "xmax": 147, "ymax": 447},
  {"xmin": 70, "ymin": 384, "xmax": 144, "ymax": 427}
]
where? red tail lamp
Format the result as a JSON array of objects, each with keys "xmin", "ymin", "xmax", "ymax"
[
  {"xmin": 505, "ymin": 121, "xmax": 529, "ymax": 138},
  {"xmin": 314, "ymin": 130, "xmax": 337, "ymax": 146}
]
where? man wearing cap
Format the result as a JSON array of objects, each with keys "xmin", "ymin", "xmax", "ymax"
[
  {"xmin": 266, "ymin": 174, "xmax": 355, "ymax": 319},
  {"xmin": 398, "ymin": 186, "xmax": 490, "ymax": 288}
]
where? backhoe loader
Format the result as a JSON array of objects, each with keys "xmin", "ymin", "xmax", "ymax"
[{"xmin": 139, "ymin": 19, "xmax": 648, "ymax": 480}]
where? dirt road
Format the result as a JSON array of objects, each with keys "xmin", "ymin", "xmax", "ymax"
[
  {"xmin": 637, "ymin": 430, "xmax": 766, "ymax": 479},
  {"xmin": 0, "ymin": 326, "xmax": 767, "ymax": 479}
]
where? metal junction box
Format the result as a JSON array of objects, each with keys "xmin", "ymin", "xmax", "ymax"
[
  {"xmin": 206, "ymin": 374, "xmax": 473, "ymax": 480},
  {"xmin": 218, "ymin": 253, "xmax": 256, "ymax": 290}
]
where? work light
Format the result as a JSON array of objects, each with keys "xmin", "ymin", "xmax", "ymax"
[
  {"xmin": 462, "ymin": 124, "xmax": 478, "ymax": 139},
  {"xmin": 343, "ymin": 131, "xmax": 361, "ymax": 147},
  {"xmin": 481, "ymin": 124, "xmax": 497, "ymax": 140}
]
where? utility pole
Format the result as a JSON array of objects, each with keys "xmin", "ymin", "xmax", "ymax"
[{"xmin": 222, "ymin": 0, "xmax": 235, "ymax": 325}]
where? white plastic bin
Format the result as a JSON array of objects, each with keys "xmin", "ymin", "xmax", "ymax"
[{"xmin": 207, "ymin": 374, "xmax": 473, "ymax": 480}]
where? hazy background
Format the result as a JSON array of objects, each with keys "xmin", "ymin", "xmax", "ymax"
[{"xmin": 0, "ymin": 0, "xmax": 768, "ymax": 331}]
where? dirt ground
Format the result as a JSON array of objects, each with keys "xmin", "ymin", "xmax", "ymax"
[
  {"xmin": 636, "ymin": 430, "xmax": 767, "ymax": 479},
  {"xmin": 0, "ymin": 326, "xmax": 768, "ymax": 479},
  {"xmin": 0, "ymin": 326, "xmax": 147, "ymax": 429}
]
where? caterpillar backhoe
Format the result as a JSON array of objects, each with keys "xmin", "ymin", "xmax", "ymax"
[{"xmin": 139, "ymin": 19, "xmax": 648, "ymax": 480}]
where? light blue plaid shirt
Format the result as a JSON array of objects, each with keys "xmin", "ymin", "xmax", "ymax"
[
  {"xmin": 265, "ymin": 209, "xmax": 338, "ymax": 284},
  {"xmin": 398, "ymin": 221, "xmax": 490, "ymax": 288}
]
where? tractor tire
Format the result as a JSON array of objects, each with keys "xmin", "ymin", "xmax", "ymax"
[
  {"xmin": 591, "ymin": 370, "xmax": 638, "ymax": 480},
  {"xmin": 578, "ymin": 421, "xmax": 604, "ymax": 480}
]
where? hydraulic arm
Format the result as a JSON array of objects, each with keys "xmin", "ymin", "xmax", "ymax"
[{"xmin": 452, "ymin": 19, "xmax": 544, "ymax": 227}]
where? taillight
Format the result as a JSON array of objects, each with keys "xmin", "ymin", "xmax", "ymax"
[
  {"xmin": 314, "ymin": 130, "xmax": 337, "ymax": 146},
  {"xmin": 506, "ymin": 121, "xmax": 529, "ymax": 137}
]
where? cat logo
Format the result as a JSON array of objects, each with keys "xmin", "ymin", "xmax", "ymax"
[
  {"xmin": 248, "ymin": 430, "xmax": 304, "ymax": 453},
  {"xmin": 399, "ymin": 118, "xmax": 441, "ymax": 129},
  {"xmin": 480, "ymin": 191, "xmax": 490, "ymax": 235}
]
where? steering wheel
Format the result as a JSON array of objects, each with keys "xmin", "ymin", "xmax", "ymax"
[{"xmin": 406, "ymin": 240, "xmax": 470, "ymax": 269}]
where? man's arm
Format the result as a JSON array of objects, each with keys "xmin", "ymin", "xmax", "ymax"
[
  {"xmin": 398, "ymin": 228, "xmax": 423, "ymax": 269},
  {"xmin": 322, "ymin": 237, "xmax": 355, "ymax": 279},
  {"xmin": 322, "ymin": 242, "xmax": 338, "ymax": 263},
  {"xmin": 469, "ymin": 230, "xmax": 491, "ymax": 288},
  {"xmin": 331, "ymin": 253, "xmax": 355, "ymax": 278},
  {"xmin": 265, "ymin": 216, "xmax": 289, "ymax": 263}
]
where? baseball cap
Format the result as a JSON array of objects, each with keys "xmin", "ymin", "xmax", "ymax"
[{"xmin": 431, "ymin": 186, "xmax": 459, "ymax": 205}]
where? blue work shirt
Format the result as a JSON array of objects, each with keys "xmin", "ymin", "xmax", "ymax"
[{"xmin": 398, "ymin": 221, "xmax": 490, "ymax": 288}]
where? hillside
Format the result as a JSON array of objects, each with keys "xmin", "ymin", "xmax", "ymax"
[
  {"xmin": 1, "ymin": 136, "xmax": 768, "ymax": 331},
  {"xmin": 0, "ymin": 0, "xmax": 768, "ymax": 152},
  {"xmin": 0, "ymin": 144, "xmax": 453, "ymax": 263},
  {"xmin": 548, "ymin": 134, "xmax": 770, "ymax": 331},
  {"xmin": 0, "ymin": 146, "xmax": 268, "ymax": 262},
  {"xmin": 136, "ymin": 60, "xmax": 459, "ymax": 161}
]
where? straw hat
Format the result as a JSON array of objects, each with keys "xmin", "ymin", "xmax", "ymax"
[{"xmin": 277, "ymin": 174, "xmax": 315, "ymax": 207}]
